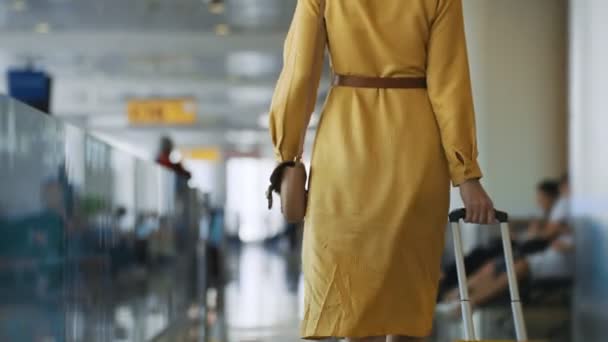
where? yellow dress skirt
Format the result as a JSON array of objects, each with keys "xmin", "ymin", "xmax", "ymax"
[{"xmin": 269, "ymin": 0, "xmax": 483, "ymax": 338}]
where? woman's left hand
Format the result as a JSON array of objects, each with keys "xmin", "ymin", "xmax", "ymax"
[{"xmin": 459, "ymin": 179, "xmax": 496, "ymax": 224}]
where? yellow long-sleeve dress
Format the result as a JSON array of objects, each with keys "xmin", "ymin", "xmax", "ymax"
[{"xmin": 269, "ymin": 0, "xmax": 483, "ymax": 338}]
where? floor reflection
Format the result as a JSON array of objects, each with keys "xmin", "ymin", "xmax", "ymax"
[
  {"xmin": 0, "ymin": 260, "xmax": 198, "ymax": 342},
  {"xmin": 225, "ymin": 242, "xmax": 302, "ymax": 342}
]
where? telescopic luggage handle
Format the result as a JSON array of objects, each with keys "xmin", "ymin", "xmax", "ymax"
[
  {"xmin": 448, "ymin": 208, "xmax": 528, "ymax": 341},
  {"xmin": 449, "ymin": 208, "xmax": 509, "ymax": 223}
]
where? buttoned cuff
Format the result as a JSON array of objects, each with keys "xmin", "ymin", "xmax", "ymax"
[
  {"xmin": 447, "ymin": 148, "xmax": 483, "ymax": 187},
  {"xmin": 274, "ymin": 148, "xmax": 301, "ymax": 163}
]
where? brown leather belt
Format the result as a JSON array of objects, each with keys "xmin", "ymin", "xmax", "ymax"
[{"xmin": 332, "ymin": 74, "xmax": 427, "ymax": 89}]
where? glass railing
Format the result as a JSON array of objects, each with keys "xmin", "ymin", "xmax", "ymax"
[{"xmin": 0, "ymin": 95, "xmax": 207, "ymax": 341}]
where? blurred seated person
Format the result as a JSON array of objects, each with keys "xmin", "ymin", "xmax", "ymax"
[
  {"xmin": 5, "ymin": 181, "xmax": 67, "ymax": 260},
  {"xmin": 134, "ymin": 213, "xmax": 158, "ymax": 267},
  {"xmin": 438, "ymin": 178, "xmax": 561, "ymax": 300},
  {"xmin": 156, "ymin": 136, "xmax": 191, "ymax": 179},
  {"xmin": 440, "ymin": 174, "xmax": 572, "ymax": 309},
  {"xmin": 150, "ymin": 216, "xmax": 176, "ymax": 266}
]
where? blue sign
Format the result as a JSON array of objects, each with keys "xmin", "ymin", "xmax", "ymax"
[{"xmin": 7, "ymin": 68, "xmax": 52, "ymax": 114}]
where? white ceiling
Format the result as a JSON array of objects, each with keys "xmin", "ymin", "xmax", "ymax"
[
  {"xmin": 0, "ymin": 0, "xmax": 330, "ymax": 154},
  {"xmin": 0, "ymin": 0, "xmax": 295, "ymax": 32}
]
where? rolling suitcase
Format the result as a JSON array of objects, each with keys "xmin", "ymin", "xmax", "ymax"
[{"xmin": 449, "ymin": 208, "xmax": 529, "ymax": 341}]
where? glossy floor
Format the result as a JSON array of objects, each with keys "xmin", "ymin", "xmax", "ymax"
[
  {"xmin": 225, "ymin": 242, "xmax": 303, "ymax": 342},
  {"xmin": 216, "ymin": 241, "xmax": 570, "ymax": 342}
]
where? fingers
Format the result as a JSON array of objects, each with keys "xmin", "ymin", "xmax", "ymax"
[
  {"xmin": 472, "ymin": 204, "xmax": 481, "ymax": 224},
  {"xmin": 482, "ymin": 204, "xmax": 492, "ymax": 224},
  {"xmin": 478, "ymin": 201, "xmax": 493, "ymax": 225},
  {"xmin": 478, "ymin": 204, "xmax": 487, "ymax": 225},
  {"xmin": 461, "ymin": 181, "xmax": 496, "ymax": 224},
  {"xmin": 483, "ymin": 196, "xmax": 492, "ymax": 224},
  {"xmin": 488, "ymin": 207, "xmax": 496, "ymax": 224},
  {"xmin": 465, "ymin": 200, "xmax": 495, "ymax": 224}
]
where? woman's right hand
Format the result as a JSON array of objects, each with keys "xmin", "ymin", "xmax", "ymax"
[{"xmin": 459, "ymin": 179, "xmax": 496, "ymax": 224}]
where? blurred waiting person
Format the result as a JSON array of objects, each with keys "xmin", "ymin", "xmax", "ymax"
[
  {"xmin": 156, "ymin": 136, "xmax": 191, "ymax": 179},
  {"xmin": 134, "ymin": 212, "xmax": 158, "ymax": 269},
  {"xmin": 438, "ymin": 179, "xmax": 561, "ymax": 299},
  {"xmin": 149, "ymin": 216, "xmax": 176, "ymax": 266},
  {"xmin": 440, "ymin": 174, "xmax": 572, "ymax": 310}
]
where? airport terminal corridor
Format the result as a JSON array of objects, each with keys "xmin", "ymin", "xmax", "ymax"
[{"xmin": 1, "ymin": 0, "xmax": 608, "ymax": 341}]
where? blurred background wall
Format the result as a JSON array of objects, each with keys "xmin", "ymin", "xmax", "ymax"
[{"xmin": 461, "ymin": 0, "xmax": 568, "ymax": 216}]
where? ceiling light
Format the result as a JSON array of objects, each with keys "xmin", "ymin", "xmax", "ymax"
[
  {"xmin": 12, "ymin": 0, "xmax": 28, "ymax": 12},
  {"xmin": 226, "ymin": 0, "xmax": 286, "ymax": 30},
  {"xmin": 226, "ymin": 51, "xmax": 277, "ymax": 78},
  {"xmin": 34, "ymin": 22, "xmax": 51, "ymax": 34},
  {"xmin": 227, "ymin": 86, "xmax": 273, "ymax": 106},
  {"xmin": 214, "ymin": 24, "xmax": 230, "ymax": 36},
  {"xmin": 208, "ymin": 2, "xmax": 224, "ymax": 14}
]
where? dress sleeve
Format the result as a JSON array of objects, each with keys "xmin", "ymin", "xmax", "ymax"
[
  {"xmin": 427, "ymin": 0, "xmax": 483, "ymax": 186},
  {"xmin": 269, "ymin": 0, "xmax": 326, "ymax": 162}
]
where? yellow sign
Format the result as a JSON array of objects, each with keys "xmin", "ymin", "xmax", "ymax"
[
  {"xmin": 127, "ymin": 98, "xmax": 197, "ymax": 125},
  {"xmin": 181, "ymin": 147, "xmax": 221, "ymax": 161}
]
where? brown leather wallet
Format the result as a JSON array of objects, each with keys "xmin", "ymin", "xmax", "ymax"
[
  {"xmin": 266, "ymin": 161, "xmax": 308, "ymax": 224},
  {"xmin": 333, "ymin": 74, "xmax": 427, "ymax": 89}
]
